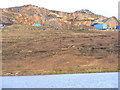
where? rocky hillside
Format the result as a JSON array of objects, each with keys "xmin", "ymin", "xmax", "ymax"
[{"xmin": 0, "ymin": 5, "xmax": 119, "ymax": 29}]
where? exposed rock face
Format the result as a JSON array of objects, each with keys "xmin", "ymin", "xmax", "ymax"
[
  {"xmin": 75, "ymin": 9, "xmax": 94, "ymax": 14},
  {"xmin": 0, "ymin": 5, "xmax": 119, "ymax": 29},
  {"xmin": 103, "ymin": 16, "xmax": 120, "ymax": 28}
]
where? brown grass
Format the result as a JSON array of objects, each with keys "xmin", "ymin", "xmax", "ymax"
[{"xmin": 2, "ymin": 25, "xmax": 118, "ymax": 76}]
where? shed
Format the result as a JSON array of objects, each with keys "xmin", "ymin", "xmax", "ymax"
[
  {"xmin": 116, "ymin": 26, "xmax": 120, "ymax": 29},
  {"xmin": 0, "ymin": 24, "xmax": 7, "ymax": 27},
  {"xmin": 92, "ymin": 23, "xmax": 107, "ymax": 30},
  {"xmin": 32, "ymin": 23, "xmax": 42, "ymax": 26}
]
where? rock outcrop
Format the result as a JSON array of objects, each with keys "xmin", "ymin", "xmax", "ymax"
[{"xmin": 0, "ymin": 5, "xmax": 119, "ymax": 29}]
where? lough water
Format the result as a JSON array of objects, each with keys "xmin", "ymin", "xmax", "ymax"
[{"xmin": 1, "ymin": 72, "xmax": 118, "ymax": 88}]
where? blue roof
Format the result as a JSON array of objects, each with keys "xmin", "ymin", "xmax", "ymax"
[
  {"xmin": 116, "ymin": 26, "xmax": 120, "ymax": 29},
  {"xmin": 93, "ymin": 24, "xmax": 107, "ymax": 30},
  {"xmin": 0, "ymin": 24, "xmax": 3, "ymax": 26},
  {"xmin": 0, "ymin": 24, "xmax": 7, "ymax": 27},
  {"xmin": 32, "ymin": 23, "xmax": 42, "ymax": 26}
]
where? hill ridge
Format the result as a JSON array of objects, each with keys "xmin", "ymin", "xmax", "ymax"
[{"xmin": 0, "ymin": 4, "xmax": 119, "ymax": 29}]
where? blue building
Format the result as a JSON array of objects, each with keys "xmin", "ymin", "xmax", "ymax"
[
  {"xmin": 92, "ymin": 23, "xmax": 107, "ymax": 30},
  {"xmin": 116, "ymin": 25, "xmax": 120, "ymax": 29},
  {"xmin": 0, "ymin": 24, "xmax": 7, "ymax": 27},
  {"xmin": 32, "ymin": 23, "xmax": 42, "ymax": 26}
]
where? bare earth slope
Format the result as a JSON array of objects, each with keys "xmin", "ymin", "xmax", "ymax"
[{"xmin": 2, "ymin": 26, "xmax": 118, "ymax": 76}]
